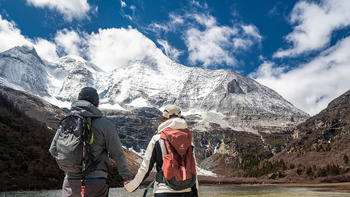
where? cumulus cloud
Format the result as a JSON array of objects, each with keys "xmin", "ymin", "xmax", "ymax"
[
  {"xmin": 26, "ymin": 0, "xmax": 91, "ymax": 21},
  {"xmin": 186, "ymin": 24, "xmax": 237, "ymax": 67},
  {"xmin": 148, "ymin": 11, "xmax": 262, "ymax": 68},
  {"xmin": 0, "ymin": 14, "xmax": 166, "ymax": 70},
  {"xmin": 184, "ymin": 14, "xmax": 261, "ymax": 67},
  {"xmin": 252, "ymin": 36, "xmax": 350, "ymax": 115},
  {"xmin": 0, "ymin": 15, "xmax": 32, "ymax": 52},
  {"xmin": 34, "ymin": 39, "xmax": 59, "ymax": 62},
  {"xmin": 0, "ymin": 15, "xmax": 59, "ymax": 62},
  {"xmin": 0, "ymin": 14, "xmax": 170, "ymax": 71},
  {"xmin": 274, "ymin": 0, "xmax": 350, "ymax": 58},
  {"xmin": 157, "ymin": 39, "xmax": 183, "ymax": 61},
  {"xmin": 86, "ymin": 28, "xmax": 159, "ymax": 71},
  {"xmin": 55, "ymin": 29, "xmax": 82, "ymax": 56}
]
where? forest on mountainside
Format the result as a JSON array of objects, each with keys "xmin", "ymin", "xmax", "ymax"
[{"xmin": 0, "ymin": 92, "xmax": 63, "ymax": 191}]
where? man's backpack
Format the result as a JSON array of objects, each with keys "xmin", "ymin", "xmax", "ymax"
[
  {"xmin": 159, "ymin": 127, "xmax": 197, "ymax": 191},
  {"xmin": 55, "ymin": 114, "xmax": 94, "ymax": 174}
]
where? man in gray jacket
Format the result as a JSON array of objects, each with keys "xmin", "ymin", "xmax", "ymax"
[{"xmin": 49, "ymin": 87, "xmax": 133, "ymax": 197}]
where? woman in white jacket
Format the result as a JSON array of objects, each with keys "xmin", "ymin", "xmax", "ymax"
[{"xmin": 124, "ymin": 104, "xmax": 199, "ymax": 197}]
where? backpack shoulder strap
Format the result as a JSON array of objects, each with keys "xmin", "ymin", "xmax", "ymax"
[{"xmin": 159, "ymin": 138, "xmax": 167, "ymax": 158}]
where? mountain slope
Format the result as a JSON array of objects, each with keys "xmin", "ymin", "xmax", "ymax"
[
  {"xmin": 0, "ymin": 86, "xmax": 66, "ymax": 129},
  {"xmin": 249, "ymin": 90, "xmax": 350, "ymax": 182},
  {"xmin": 0, "ymin": 90, "xmax": 63, "ymax": 191}
]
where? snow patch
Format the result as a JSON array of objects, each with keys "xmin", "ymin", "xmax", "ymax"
[
  {"xmin": 196, "ymin": 166, "xmax": 217, "ymax": 177},
  {"xmin": 127, "ymin": 97, "xmax": 149, "ymax": 108},
  {"xmin": 99, "ymin": 103, "xmax": 126, "ymax": 111},
  {"xmin": 202, "ymin": 111, "xmax": 233, "ymax": 129},
  {"xmin": 128, "ymin": 147, "xmax": 146, "ymax": 157},
  {"xmin": 43, "ymin": 96, "xmax": 71, "ymax": 109}
]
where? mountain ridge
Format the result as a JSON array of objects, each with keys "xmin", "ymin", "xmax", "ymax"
[{"xmin": 0, "ymin": 45, "xmax": 309, "ymax": 134}]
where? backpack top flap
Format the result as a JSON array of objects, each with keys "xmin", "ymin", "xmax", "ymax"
[{"xmin": 160, "ymin": 128, "xmax": 192, "ymax": 156}]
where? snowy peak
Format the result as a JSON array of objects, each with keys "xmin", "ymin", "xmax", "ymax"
[
  {"xmin": 0, "ymin": 46, "xmax": 48, "ymax": 96},
  {"xmin": 0, "ymin": 45, "xmax": 309, "ymax": 133},
  {"xmin": 48, "ymin": 55, "xmax": 105, "ymax": 101}
]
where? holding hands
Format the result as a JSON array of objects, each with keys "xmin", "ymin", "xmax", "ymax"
[{"xmin": 124, "ymin": 180, "xmax": 137, "ymax": 193}]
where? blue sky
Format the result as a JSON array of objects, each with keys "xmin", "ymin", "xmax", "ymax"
[{"xmin": 0, "ymin": 0, "xmax": 349, "ymax": 115}]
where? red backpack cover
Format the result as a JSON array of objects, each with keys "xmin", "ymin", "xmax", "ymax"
[{"xmin": 160, "ymin": 127, "xmax": 197, "ymax": 190}]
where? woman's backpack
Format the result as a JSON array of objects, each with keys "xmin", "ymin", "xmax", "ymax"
[{"xmin": 159, "ymin": 127, "xmax": 197, "ymax": 191}]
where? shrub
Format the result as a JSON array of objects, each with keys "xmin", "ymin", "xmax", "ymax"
[
  {"xmin": 344, "ymin": 154, "xmax": 349, "ymax": 164},
  {"xmin": 317, "ymin": 164, "xmax": 350, "ymax": 177},
  {"xmin": 243, "ymin": 159, "xmax": 287, "ymax": 177},
  {"xmin": 290, "ymin": 163, "xmax": 295, "ymax": 169},
  {"xmin": 306, "ymin": 166, "xmax": 313, "ymax": 176},
  {"xmin": 297, "ymin": 168, "xmax": 303, "ymax": 175}
]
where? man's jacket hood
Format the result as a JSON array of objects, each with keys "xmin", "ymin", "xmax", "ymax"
[{"xmin": 71, "ymin": 100, "xmax": 103, "ymax": 118}]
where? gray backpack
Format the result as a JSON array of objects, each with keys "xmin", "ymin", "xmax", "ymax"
[{"xmin": 55, "ymin": 114, "xmax": 94, "ymax": 174}]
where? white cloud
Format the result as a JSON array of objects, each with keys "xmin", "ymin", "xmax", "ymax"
[
  {"xmin": 252, "ymin": 36, "xmax": 350, "ymax": 115},
  {"xmin": 86, "ymin": 28, "xmax": 159, "ymax": 71},
  {"xmin": 184, "ymin": 14, "xmax": 261, "ymax": 67},
  {"xmin": 191, "ymin": 0, "xmax": 208, "ymax": 9},
  {"xmin": 157, "ymin": 39, "xmax": 182, "ymax": 61},
  {"xmin": 26, "ymin": 0, "xmax": 91, "ymax": 21},
  {"xmin": 34, "ymin": 39, "xmax": 59, "ymax": 62},
  {"xmin": 55, "ymin": 29, "xmax": 82, "ymax": 56},
  {"xmin": 147, "ymin": 12, "xmax": 262, "ymax": 68},
  {"xmin": 0, "ymin": 15, "xmax": 59, "ymax": 62},
  {"xmin": 241, "ymin": 25, "xmax": 262, "ymax": 40},
  {"xmin": 120, "ymin": 0, "xmax": 127, "ymax": 8},
  {"xmin": 274, "ymin": 0, "xmax": 350, "ymax": 58},
  {"xmin": 0, "ymin": 15, "xmax": 32, "ymax": 52},
  {"xmin": 0, "ymin": 15, "xmax": 168, "ymax": 71},
  {"xmin": 233, "ymin": 38, "xmax": 253, "ymax": 50},
  {"xmin": 186, "ymin": 25, "xmax": 237, "ymax": 67},
  {"xmin": 148, "ymin": 13, "xmax": 184, "ymax": 33},
  {"xmin": 119, "ymin": 1, "xmax": 134, "ymax": 20}
]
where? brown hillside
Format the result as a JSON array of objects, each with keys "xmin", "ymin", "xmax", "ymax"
[
  {"xmin": 0, "ymin": 92, "xmax": 64, "ymax": 191},
  {"xmin": 268, "ymin": 90, "xmax": 350, "ymax": 182}
]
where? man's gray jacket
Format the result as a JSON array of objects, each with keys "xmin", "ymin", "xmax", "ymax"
[{"xmin": 49, "ymin": 100, "xmax": 133, "ymax": 180}]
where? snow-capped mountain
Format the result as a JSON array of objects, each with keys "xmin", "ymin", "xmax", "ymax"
[
  {"xmin": 0, "ymin": 46, "xmax": 49, "ymax": 96},
  {"xmin": 0, "ymin": 45, "xmax": 308, "ymax": 133}
]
